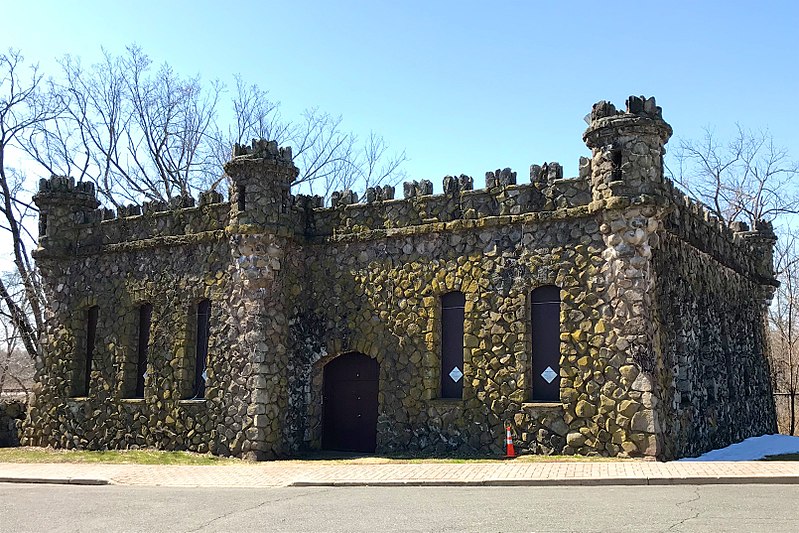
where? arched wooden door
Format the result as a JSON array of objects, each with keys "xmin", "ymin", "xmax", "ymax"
[{"xmin": 322, "ymin": 352, "xmax": 379, "ymax": 453}]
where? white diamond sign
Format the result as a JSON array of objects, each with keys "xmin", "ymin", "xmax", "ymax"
[
  {"xmin": 541, "ymin": 366, "xmax": 557, "ymax": 383},
  {"xmin": 449, "ymin": 366, "xmax": 464, "ymax": 383},
  {"xmin": 142, "ymin": 371, "xmax": 148, "ymax": 380},
  {"xmin": 202, "ymin": 369, "xmax": 208, "ymax": 383}
]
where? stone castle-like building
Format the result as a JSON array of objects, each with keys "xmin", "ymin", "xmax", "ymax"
[{"xmin": 22, "ymin": 96, "xmax": 777, "ymax": 460}]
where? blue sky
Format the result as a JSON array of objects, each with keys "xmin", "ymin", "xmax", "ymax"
[{"xmin": 2, "ymin": 0, "xmax": 798, "ymax": 190}]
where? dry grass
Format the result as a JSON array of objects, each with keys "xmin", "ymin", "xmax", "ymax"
[
  {"xmin": 0, "ymin": 447, "xmax": 632, "ymax": 465},
  {"xmin": 0, "ymin": 447, "xmax": 238, "ymax": 465}
]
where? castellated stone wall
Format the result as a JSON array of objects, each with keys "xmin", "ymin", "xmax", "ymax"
[
  {"xmin": 22, "ymin": 99, "xmax": 777, "ymax": 460},
  {"xmin": 652, "ymin": 199, "xmax": 778, "ymax": 458}
]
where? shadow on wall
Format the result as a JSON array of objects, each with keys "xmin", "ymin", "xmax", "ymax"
[{"xmin": 0, "ymin": 399, "xmax": 25, "ymax": 447}]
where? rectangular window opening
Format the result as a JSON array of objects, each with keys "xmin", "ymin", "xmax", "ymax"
[
  {"xmin": 75, "ymin": 306, "xmax": 98, "ymax": 397},
  {"xmin": 611, "ymin": 149, "xmax": 622, "ymax": 180},
  {"xmin": 133, "ymin": 303, "xmax": 152, "ymax": 399},
  {"xmin": 441, "ymin": 292, "xmax": 465, "ymax": 399},
  {"xmin": 237, "ymin": 185, "xmax": 246, "ymax": 212},
  {"xmin": 192, "ymin": 300, "xmax": 211, "ymax": 399},
  {"xmin": 531, "ymin": 285, "xmax": 561, "ymax": 402}
]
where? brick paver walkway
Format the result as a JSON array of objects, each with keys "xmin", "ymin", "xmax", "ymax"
[{"xmin": 2, "ymin": 460, "xmax": 799, "ymax": 487}]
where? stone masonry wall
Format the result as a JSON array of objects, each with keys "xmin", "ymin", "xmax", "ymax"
[
  {"xmin": 23, "ymin": 190, "xmax": 263, "ymax": 456},
  {"xmin": 290, "ymin": 214, "xmax": 607, "ymax": 456},
  {"xmin": 652, "ymin": 215, "xmax": 777, "ymax": 459},
  {"xmin": 24, "ymin": 97, "xmax": 778, "ymax": 460},
  {"xmin": 0, "ymin": 399, "xmax": 25, "ymax": 447}
]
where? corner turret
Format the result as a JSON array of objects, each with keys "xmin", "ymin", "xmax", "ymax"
[
  {"xmin": 223, "ymin": 139, "xmax": 299, "ymax": 229},
  {"xmin": 32, "ymin": 176, "xmax": 99, "ymax": 258},
  {"xmin": 733, "ymin": 219, "xmax": 778, "ymax": 290},
  {"xmin": 583, "ymin": 96, "xmax": 673, "ymax": 209}
]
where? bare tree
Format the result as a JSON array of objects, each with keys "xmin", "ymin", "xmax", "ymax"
[
  {"xmin": 770, "ymin": 231, "xmax": 799, "ymax": 435},
  {"xmin": 210, "ymin": 90, "xmax": 407, "ymax": 200},
  {"xmin": 215, "ymin": 75, "xmax": 288, "ymax": 158},
  {"xmin": 205, "ymin": 75, "xmax": 290, "ymax": 192},
  {"xmin": 668, "ymin": 125, "xmax": 799, "ymax": 226},
  {"xmin": 0, "ymin": 50, "xmax": 61, "ymax": 362},
  {"xmin": 290, "ymin": 108, "xmax": 356, "ymax": 197},
  {"xmin": 24, "ymin": 46, "xmax": 222, "ymax": 207},
  {"xmin": 1, "ymin": 45, "xmax": 409, "ymax": 373},
  {"xmin": 0, "ymin": 286, "xmax": 31, "ymax": 397},
  {"xmin": 351, "ymin": 130, "xmax": 407, "ymax": 191},
  {"xmin": 27, "ymin": 47, "xmax": 407, "ymax": 204}
]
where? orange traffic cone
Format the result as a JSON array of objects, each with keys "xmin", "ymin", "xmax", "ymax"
[{"xmin": 504, "ymin": 424, "xmax": 516, "ymax": 458}]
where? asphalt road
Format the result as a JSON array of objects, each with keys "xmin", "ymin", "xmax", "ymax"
[{"xmin": 2, "ymin": 483, "xmax": 798, "ymax": 532}]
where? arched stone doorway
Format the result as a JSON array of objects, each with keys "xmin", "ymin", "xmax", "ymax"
[{"xmin": 322, "ymin": 352, "xmax": 379, "ymax": 453}]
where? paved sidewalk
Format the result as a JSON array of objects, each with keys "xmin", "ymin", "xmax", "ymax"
[{"xmin": 2, "ymin": 460, "xmax": 799, "ymax": 487}]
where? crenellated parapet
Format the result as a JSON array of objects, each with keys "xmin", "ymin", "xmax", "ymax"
[
  {"xmin": 485, "ymin": 168, "xmax": 517, "ymax": 188},
  {"xmin": 531, "ymin": 162, "xmax": 565, "ymax": 185},
  {"xmin": 403, "ymin": 180, "xmax": 434, "ymax": 198},
  {"xmin": 658, "ymin": 179, "xmax": 778, "ymax": 288},
  {"xmin": 231, "ymin": 139, "xmax": 294, "ymax": 163},
  {"xmin": 330, "ymin": 189, "xmax": 359, "ymax": 207},
  {"xmin": 31, "ymin": 104, "xmax": 777, "ymax": 288},
  {"xmin": 443, "ymin": 175, "xmax": 473, "ymax": 195},
  {"xmin": 306, "ymin": 166, "xmax": 592, "ymax": 238},
  {"xmin": 33, "ymin": 179, "xmax": 230, "ymax": 258},
  {"xmin": 36, "ymin": 175, "xmax": 97, "ymax": 197},
  {"xmin": 365, "ymin": 185, "xmax": 395, "ymax": 202}
]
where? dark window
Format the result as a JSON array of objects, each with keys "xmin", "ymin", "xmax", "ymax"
[
  {"xmin": 611, "ymin": 149, "xmax": 622, "ymax": 180},
  {"xmin": 441, "ymin": 291, "xmax": 465, "ymax": 399},
  {"xmin": 531, "ymin": 285, "xmax": 560, "ymax": 402},
  {"xmin": 281, "ymin": 186, "xmax": 289, "ymax": 214},
  {"xmin": 74, "ymin": 306, "xmax": 98, "ymax": 397},
  {"xmin": 39, "ymin": 214, "xmax": 48, "ymax": 237},
  {"xmin": 237, "ymin": 185, "xmax": 246, "ymax": 212},
  {"xmin": 134, "ymin": 304, "xmax": 152, "ymax": 399},
  {"xmin": 192, "ymin": 299, "xmax": 211, "ymax": 399}
]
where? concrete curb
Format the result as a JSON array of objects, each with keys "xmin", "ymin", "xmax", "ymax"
[
  {"xmin": 0, "ymin": 476, "xmax": 109, "ymax": 486},
  {"xmin": 2, "ymin": 468, "xmax": 798, "ymax": 488},
  {"xmin": 289, "ymin": 476, "xmax": 799, "ymax": 488}
]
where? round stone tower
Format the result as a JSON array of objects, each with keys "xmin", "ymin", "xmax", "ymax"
[
  {"xmin": 224, "ymin": 139, "xmax": 298, "ymax": 230},
  {"xmin": 222, "ymin": 139, "xmax": 299, "ymax": 460},
  {"xmin": 580, "ymin": 96, "xmax": 673, "ymax": 458},
  {"xmin": 583, "ymin": 95, "xmax": 673, "ymax": 208}
]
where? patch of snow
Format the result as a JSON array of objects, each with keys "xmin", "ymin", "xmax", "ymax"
[{"xmin": 680, "ymin": 434, "xmax": 799, "ymax": 461}]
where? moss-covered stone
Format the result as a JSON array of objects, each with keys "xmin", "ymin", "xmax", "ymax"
[{"xmin": 23, "ymin": 98, "xmax": 777, "ymax": 461}]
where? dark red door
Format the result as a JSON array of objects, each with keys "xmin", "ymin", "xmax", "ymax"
[{"xmin": 322, "ymin": 352, "xmax": 379, "ymax": 453}]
